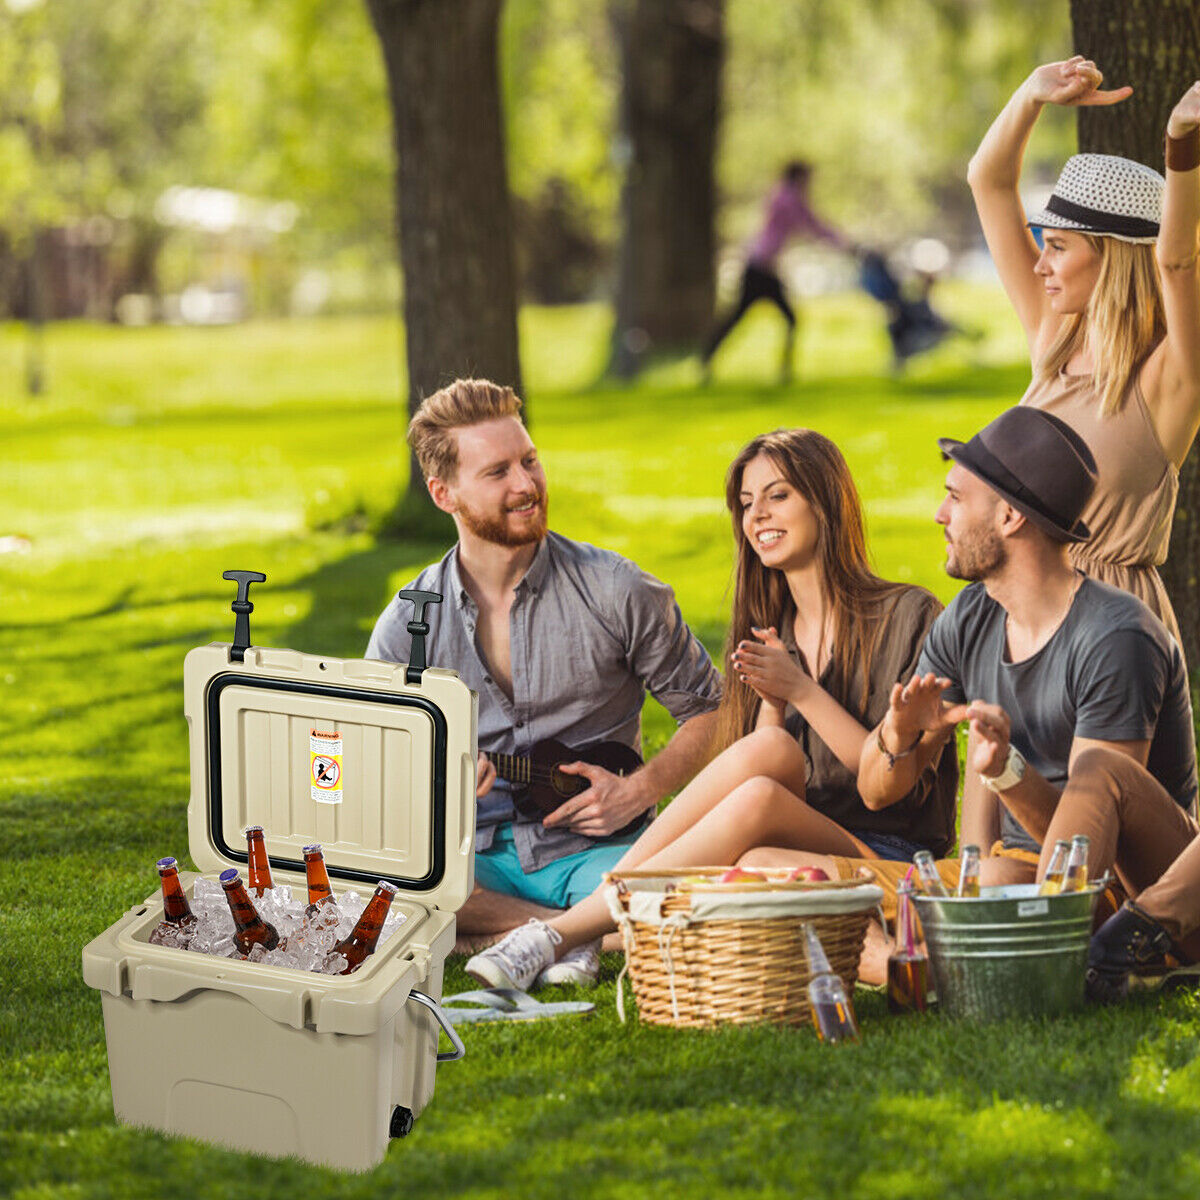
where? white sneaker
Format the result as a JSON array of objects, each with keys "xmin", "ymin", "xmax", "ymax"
[
  {"xmin": 536, "ymin": 939, "xmax": 600, "ymax": 988},
  {"xmin": 465, "ymin": 919, "xmax": 561, "ymax": 991}
]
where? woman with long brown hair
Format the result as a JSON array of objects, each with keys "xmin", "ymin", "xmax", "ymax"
[
  {"xmin": 465, "ymin": 428, "xmax": 958, "ymax": 992},
  {"xmin": 968, "ymin": 56, "xmax": 1200, "ymax": 644}
]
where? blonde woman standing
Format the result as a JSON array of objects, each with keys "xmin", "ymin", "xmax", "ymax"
[{"xmin": 968, "ymin": 55, "xmax": 1200, "ymax": 644}]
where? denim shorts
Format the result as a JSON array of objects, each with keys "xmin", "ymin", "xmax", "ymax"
[
  {"xmin": 473, "ymin": 822, "xmax": 641, "ymax": 909},
  {"xmin": 848, "ymin": 829, "xmax": 925, "ymax": 862}
]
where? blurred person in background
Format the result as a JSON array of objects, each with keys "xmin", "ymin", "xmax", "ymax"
[{"xmin": 700, "ymin": 161, "xmax": 852, "ymax": 384}]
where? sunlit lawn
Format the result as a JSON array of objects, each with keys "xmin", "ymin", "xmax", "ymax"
[{"xmin": 4, "ymin": 291, "xmax": 1200, "ymax": 1199}]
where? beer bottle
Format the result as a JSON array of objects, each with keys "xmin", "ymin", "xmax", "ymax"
[
  {"xmin": 245, "ymin": 825, "xmax": 274, "ymax": 896},
  {"xmin": 219, "ymin": 868, "xmax": 281, "ymax": 955},
  {"xmin": 913, "ymin": 850, "xmax": 949, "ymax": 897},
  {"xmin": 149, "ymin": 857, "xmax": 198, "ymax": 946},
  {"xmin": 332, "ymin": 880, "xmax": 398, "ymax": 974},
  {"xmin": 803, "ymin": 924, "xmax": 859, "ymax": 1044},
  {"xmin": 956, "ymin": 844, "xmax": 981, "ymax": 898},
  {"xmin": 303, "ymin": 843, "xmax": 334, "ymax": 906},
  {"xmin": 1038, "ymin": 840, "xmax": 1070, "ymax": 895},
  {"xmin": 887, "ymin": 884, "xmax": 928, "ymax": 1014},
  {"xmin": 1061, "ymin": 835, "xmax": 1090, "ymax": 893}
]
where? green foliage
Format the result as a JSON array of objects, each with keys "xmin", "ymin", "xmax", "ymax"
[
  {"xmin": 721, "ymin": 0, "xmax": 1078, "ymax": 242},
  {"xmin": 0, "ymin": 0, "xmax": 1087, "ymax": 302},
  {"xmin": 502, "ymin": 0, "xmax": 620, "ymax": 243},
  {"xmin": 4, "ymin": 295, "xmax": 1198, "ymax": 1195}
]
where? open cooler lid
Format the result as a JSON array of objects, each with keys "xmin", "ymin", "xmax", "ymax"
[{"xmin": 184, "ymin": 574, "xmax": 477, "ymax": 912}]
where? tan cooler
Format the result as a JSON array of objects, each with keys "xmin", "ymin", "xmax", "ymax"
[{"xmin": 82, "ymin": 579, "xmax": 477, "ymax": 1172}]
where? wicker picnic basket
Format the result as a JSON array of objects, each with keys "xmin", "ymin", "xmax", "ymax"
[{"xmin": 604, "ymin": 867, "xmax": 884, "ymax": 1029}]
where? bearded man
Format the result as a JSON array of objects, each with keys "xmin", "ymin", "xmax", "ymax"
[
  {"xmin": 366, "ymin": 378, "xmax": 721, "ymax": 983},
  {"xmin": 857, "ymin": 406, "xmax": 1196, "ymax": 905}
]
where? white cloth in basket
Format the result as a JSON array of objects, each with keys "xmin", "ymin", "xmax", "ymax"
[{"xmin": 604, "ymin": 881, "xmax": 884, "ymax": 925}]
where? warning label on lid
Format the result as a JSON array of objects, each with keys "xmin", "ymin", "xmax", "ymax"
[{"xmin": 310, "ymin": 729, "xmax": 344, "ymax": 804}]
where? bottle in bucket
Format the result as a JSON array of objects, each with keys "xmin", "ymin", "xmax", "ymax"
[
  {"xmin": 220, "ymin": 868, "xmax": 281, "ymax": 955},
  {"xmin": 913, "ymin": 850, "xmax": 949, "ymax": 897},
  {"xmin": 245, "ymin": 825, "xmax": 274, "ymax": 896},
  {"xmin": 304, "ymin": 843, "xmax": 334, "ymax": 907},
  {"xmin": 887, "ymin": 884, "xmax": 928, "ymax": 1014},
  {"xmin": 1060, "ymin": 835, "xmax": 1090, "ymax": 893},
  {"xmin": 956, "ymin": 845, "xmax": 981, "ymax": 897},
  {"xmin": 804, "ymin": 924, "xmax": 859, "ymax": 1044},
  {"xmin": 149, "ymin": 857, "xmax": 198, "ymax": 947},
  {"xmin": 1038, "ymin": 839, "xmax": 1070, "ymax": 895},
  {"xmin": 333, "ymin": 881, "xmax": 398, "ymax": 974}
]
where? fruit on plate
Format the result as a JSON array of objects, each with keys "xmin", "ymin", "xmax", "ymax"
[
  {"xmin": 786, "ymin": 865, "xmax": 831, "ymax": 882},
  {"xmin": 719, "ymin": 867, "xmax": 766, "ymax": 884}
]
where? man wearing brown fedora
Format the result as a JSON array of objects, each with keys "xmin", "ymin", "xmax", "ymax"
[{"xmin": 858, "ymin": 407, "xmax": 1197, "ymax": 938}]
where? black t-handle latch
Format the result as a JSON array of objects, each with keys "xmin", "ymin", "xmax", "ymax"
[
  {"xmin": 399, "ymin": 588, "xmax": 443, "ymax": 684},
  {"xmin": 223, "ymin": 570, "xmax": 266, "ymax": 663}
]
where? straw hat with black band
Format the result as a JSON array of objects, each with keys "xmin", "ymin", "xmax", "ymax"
[
  {"xmin": 937, "ymin": 407, "xmax": 1099, "ymax": 544},
  {"xmin": 1025, "ymin": 153, "xmax": 1164, "ymax": 245}
]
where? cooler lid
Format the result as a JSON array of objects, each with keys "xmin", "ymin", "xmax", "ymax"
[{"xmin": 183, "ymin": 594, "xmax": 477, "ymax": 913}]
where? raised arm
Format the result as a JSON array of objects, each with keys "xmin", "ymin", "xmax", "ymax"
[
  {"xmin": 859, "ymin": 673, "xmax": 965, "ymax": 810},
  {"xmin": 967, "ymin": 56, "xmax": 1131, "ymax": 353},
  {"xmin": 1147, "ymin": 82, "xmax": 1200, "ymax": 467}
]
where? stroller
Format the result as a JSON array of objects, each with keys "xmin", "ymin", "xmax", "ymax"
[{"xmin": 858, "ymin": 249, "xmax": 958, "ymax": 370}]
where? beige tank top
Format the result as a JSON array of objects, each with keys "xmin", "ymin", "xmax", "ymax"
[{"xmin": 1019, "ymin": 367, "xmax": 1178, "ymax": 568}]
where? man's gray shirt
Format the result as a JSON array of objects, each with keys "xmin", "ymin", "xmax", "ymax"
[
  {"xmin": 366, "ymin": 532, "xmax": 722, "ymax": 872},
  {"xmin": 916, "ymin": 577, "xmax": 1197, "ymax": 853}
]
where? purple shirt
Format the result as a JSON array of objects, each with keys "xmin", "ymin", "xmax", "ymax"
[{"xmin": 746, "ymin": 182, "xmax": 844, "ymax": 267}]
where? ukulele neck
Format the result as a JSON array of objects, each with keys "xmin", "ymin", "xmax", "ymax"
[{"xmin": 487, "ymin": 752, "xmax": 532, "ymax": 785}]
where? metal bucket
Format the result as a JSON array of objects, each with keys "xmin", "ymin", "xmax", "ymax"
[{"xmin": 913, "ymin": 883, "xmax": 1102, "ymax": 1021}]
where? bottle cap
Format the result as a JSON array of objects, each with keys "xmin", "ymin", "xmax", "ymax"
[
  {"xmin": 156, "ymin": 857, "xmax": 177, "ymax": 872},
  {"xmin": 219, "ymin": 868, "xmax": 240, "ymax": 886},
  {"xmin": 303, "ymin": 844, "xmax": 322, "ymax": 855}
]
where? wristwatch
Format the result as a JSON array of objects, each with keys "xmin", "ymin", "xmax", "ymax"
[{"xmin": 980, "ymin": 744, "xmax": 1026, "ymax": 793}]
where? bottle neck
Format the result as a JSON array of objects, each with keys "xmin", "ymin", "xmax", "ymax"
[
  {"xmin": 247, "ymin": 834, "xmax": 273, "ymax": 895},
  {"xmin": 804, "ymin": 927, "xmax": 833, "ymax": 976},
  {"xmin": 306, "ymin": 856, "xmax": 333, "ymax": 902},
  {"xmin": 160, "ymin": 869, "xmax": 195, "ymax": 924},
  {"xmin": 894, "ymin": 890, "xmax": 916, "ymax": 955},
  {"xmin": 224, "ymin": 880, "xmax": 267, "ymax": 933}
]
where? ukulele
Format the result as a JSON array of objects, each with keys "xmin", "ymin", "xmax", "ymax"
[{"xmin": 485, "ymin": 737, "xmax": 647, "ymax": 840}]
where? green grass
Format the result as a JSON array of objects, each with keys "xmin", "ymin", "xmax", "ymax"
[{"xmin": 4, "ymin": 291, "xmax": 1199, "ymax": 1198}]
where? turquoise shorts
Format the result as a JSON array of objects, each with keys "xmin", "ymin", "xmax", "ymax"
[{"xmin": 474, "ymin": 822, "xmax": 641, "ymax": 909}]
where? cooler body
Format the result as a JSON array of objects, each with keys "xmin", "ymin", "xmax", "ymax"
[
  {"xmin": 82, "ymin": 629, "xmax": 477, "ymax": 1171},
  {"xmin": 84, "ymin": 876, "xmax": 457, "ymax": 1172}
]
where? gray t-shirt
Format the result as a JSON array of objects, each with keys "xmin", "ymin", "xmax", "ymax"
[
  {"xmin": 366, "ymin": 532, "xmax": 722, "ymax": 871},
  {"xmin": 916, "ymin": 577, "xmax": 1197, "ymax": 853}
]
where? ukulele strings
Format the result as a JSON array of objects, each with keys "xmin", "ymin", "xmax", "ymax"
[{"xmin": 489, "ymin": 756, "xmax": 575, "ymax": 787}]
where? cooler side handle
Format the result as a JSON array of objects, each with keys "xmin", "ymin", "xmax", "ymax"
[{"xmin": 407, "ymin": 989, "xmax": 465, "ymax": 1062}]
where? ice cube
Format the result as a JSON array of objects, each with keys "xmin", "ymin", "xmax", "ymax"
[
  {"xmin": 192, "ymin": 877, "xmax": 223, "ymax": 902},
  {"xmin": 321, "ymin": 953, "xmax": 349, "ymax": 975},
  {"xmin": 307, "ymin": 896, "xmax": 341, "ymax": 930}
]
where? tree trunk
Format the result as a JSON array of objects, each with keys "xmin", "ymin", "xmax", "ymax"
[
  {"xmin": 610, "ymin": 0, "xmax": 723, "ymax": 378},
  {"xmin": 365, "ymin": 0, "xmax": 523, "ymax": 528},
  {"xmin": 1070, "ymin": 0, "xmax": 1200, "ymax": 665}
]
